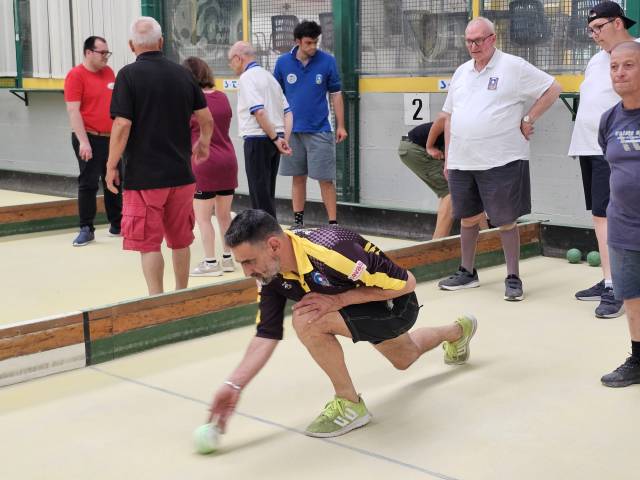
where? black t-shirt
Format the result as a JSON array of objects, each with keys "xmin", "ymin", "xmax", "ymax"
[
  {"xmin": 407, "ymin": 122, "xmax": 445, "ymax": 150},
  {"xmin": 110, "ymin": 51, "xmax": 207, "ymax": 190}
]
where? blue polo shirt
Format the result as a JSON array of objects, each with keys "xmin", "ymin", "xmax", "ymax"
[{"xmin": 273, "ymin": 47, "xmax": 341, "ymax": 133}]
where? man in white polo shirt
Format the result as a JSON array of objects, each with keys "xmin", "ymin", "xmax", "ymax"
[
  {"xmin": 228, "ymin": 41, "xmax": 292, "ymax": 220},
  {"xmin": 568, "ymin": 1, "xmax": 635, "ymax": 319},
  {"xmin": 438, "ymin": 17, "xmax": 561, "ymax": 301}
]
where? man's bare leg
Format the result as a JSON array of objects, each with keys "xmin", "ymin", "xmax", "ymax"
[
  {"xmin": 141, "ymin": 251, "xmax": 164, "ymax": 295},
  {"xmin": 432, "ymin": 193, "xmax": 454, "ymax": 239},
  {"xmin": 172, "ymin": 246, "xmax": 190, "ymax": 290},
  {"xmin": 319, "ymin": 180, "xmax": 337, "ymax": 223}
]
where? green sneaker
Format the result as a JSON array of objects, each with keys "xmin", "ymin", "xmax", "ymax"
[
  {"xmin": 304, "ymin": 395, "xmax": 372, "ymax": 438},
  {"xmin": 443, "ymin": 314, "xmax": 478, "ymax": 365}
]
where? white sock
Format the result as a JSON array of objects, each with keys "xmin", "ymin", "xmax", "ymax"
[{"xmin": 605, "ymin": 279, "xmax": 613, "ymax": 289}]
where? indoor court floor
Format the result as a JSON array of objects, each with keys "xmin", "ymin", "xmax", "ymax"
[
  {"xmin": 2, "ymin": 256, "xmax": 638, "ymax": 480},
  {"xmin": 0, "ymin": 189, "xmax": 416, "ymax": 325}
]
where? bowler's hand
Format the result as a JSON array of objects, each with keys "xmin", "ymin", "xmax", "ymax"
[
  {"xmin": 520, "ymin": 120, "xmax": 534, "ymax": 140},
  {"xmin": 292, "ymin": 292, "xmax": 344, "ymax": 323},
  {"xmin": 192, "ymin": 139, "xmax": 210, "ymax": 164},
  {"xmin": 208, "ymin": 384, "xmax": 241, "ymax": 433},
  {"xmin": 105, "ymin": 166, "xmax": 120, "ymax": 194},
  {"xmin": 275, "ymin": 138, "xmax": 292, "ymax": 156},
  {"xmin": 426, "ymin": 146, "xmax": 444, "ymax": 160},
  {"xmin": 335, "ymin": 127, "xmax": 348, "ymax": 143},
  {"xmin": 443, "ymin": 159, "xmax": 449, "ymax": 181},
  {"xmin": 79, "ymin": 142, "xmax": 93, "ymax": 161}
]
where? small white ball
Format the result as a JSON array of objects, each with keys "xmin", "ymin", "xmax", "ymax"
[{"xmin": 193, "ymin": 423, "xmax": 220, "ymax": 454}]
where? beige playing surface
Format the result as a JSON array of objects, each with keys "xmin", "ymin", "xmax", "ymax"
[{"xmin": 2, "ymin": 257, "xmax": 638, "ymax": 479}]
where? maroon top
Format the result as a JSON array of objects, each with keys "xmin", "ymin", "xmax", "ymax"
[{"xmin": 190, "ymin": 90, "xmax": 238, "ymax": 192}]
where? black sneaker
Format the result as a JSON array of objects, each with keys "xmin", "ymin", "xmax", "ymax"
[
  {"xmin": 595, "ymin": 287, "xmax": 625, "ymax": 318},
  {"xmin": 108, "ymin": 225, "xmax": 122, "ymax": 237},
  {"xmin": 438, "ymin": 266, "xmax": 479, "ymax": 290},
  {"xmin": 72, "ymin": 226, "xmax": 95, "ymax": 247},
  {"xmin": 575, "ymin": 279, "xmax": 605, "ymax": 301},
  {"xmin": 601, "ymin": 356, "xmax": 640, "ymax": 387},
  {"xmin": 504, "ymin": 274, "xmax": 524, "ymax": 301}
]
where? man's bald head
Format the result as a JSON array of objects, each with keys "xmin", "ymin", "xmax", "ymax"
[
  {"xmin": 229, "ymin": 41, "xmax": 256, "ymax": 59},
  {"xmin": 466, "ymin": 17, "xmax": 495, "ymax": 36},
  {"xmin": 610, "ymin": 41, "xmax": 640, "ymax": 100}
]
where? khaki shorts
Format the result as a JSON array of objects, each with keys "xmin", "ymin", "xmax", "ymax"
[{"xmin": 398, "ymin": 139, "xmax": 449, "ymax": 198}]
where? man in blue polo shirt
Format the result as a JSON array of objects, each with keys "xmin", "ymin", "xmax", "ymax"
[{"xmin": 274, "ymin": 20, "xmax": 347, "ymax": 228}]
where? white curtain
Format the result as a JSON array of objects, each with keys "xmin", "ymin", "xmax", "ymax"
[
  {"xmin": 29, "ymin": 0, "xmax": 73, "ymax": 78},
  {"xmin": 0, "ymin": 0, "xmax": 17, "ymax": 76},
  {"xmin": 71, "ymin": 0, "xmax": 140, "ymax": 74}
]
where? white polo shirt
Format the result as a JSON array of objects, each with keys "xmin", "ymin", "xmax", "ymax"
[
  {"xmin": 567, "ymin": 38, "xmax": 640, "ymax": 156},
  {"xmin": 443, "ymin": 49, "xmax": 554, "ymax": 170},
  {"xmin": 237, "ymin": 62, "xmax": 291, "ymax": 138}
]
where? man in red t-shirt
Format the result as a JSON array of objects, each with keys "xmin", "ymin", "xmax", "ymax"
[{"xmin": 64, "ymin": 36, "xmax": 122, "ymax": 247}]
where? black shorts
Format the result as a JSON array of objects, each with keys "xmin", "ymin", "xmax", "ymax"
[
  {"xmin": 194, "ymin": 189, "xmax": 235, "ymax": 200},
  {"xmin": 579, "ymin": 155, "xmax": 610, "ymax": 217},
  {"xmin": 448, "ymin": 160, "xmax": 531, "ymax": 226},
  {"xmin": 339, "ymin": 292, "xmax": 420, "ymax": 344}
]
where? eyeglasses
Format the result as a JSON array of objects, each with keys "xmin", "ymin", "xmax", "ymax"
[
  {"xmin": 588, "ymin": 18, "xmax": 616, "ymax": 37},
  {"xmin": 91, "ymin": 49, "xmax": 112, "ymax": 58},
  {"xmin": 464, "ymin": 33, "xmax": 495, "ymax": 47}
]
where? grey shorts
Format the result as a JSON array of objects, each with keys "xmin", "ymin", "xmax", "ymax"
[
  {"xmin": 279, "ymin": 131, "xmax": 336, "ymax": 181},
  {"xmin": 609, "ymin": 246, "xmax": 640, "ymax": 301},
  {"xmin": 448, "ymin": 160, "xmax": 531, "ymax": 226}
]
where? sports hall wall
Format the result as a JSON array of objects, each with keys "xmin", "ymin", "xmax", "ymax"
[{"xmin": 2, "ymin": 0, "xmax": 637, "ymax": 230}]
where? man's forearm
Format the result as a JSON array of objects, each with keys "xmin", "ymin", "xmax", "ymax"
[
  {"xmin": 107, "ymin": 119, "xmax": 131, "ymax": 169},
  {"xmin": 227, "ymin": 336, "xmax": 279, "ymax": 388},
  {"xmin": 331, "ymin": 92, "xmax": 345, "ymax": 130},
  {"xmin": 254, "ymin": 109, "xmax": 278, "ymax": 139},
  {"xmin": 284, "ymin": 111, "xmax": 293, "ymax": 140},
  {"xmin": 526, "ymin": 81, "xmax": 562, "ymax": 122},
  {"xmin": 68, "ymin": 110, "xmax": 89, "ymax": 144},
  {"xmin": 336, "ymin": 272, "xmax": 417, "ymax": 308},
  {"xmin": 426, "ymin": 114, "xmax": 446, "ymax": 149}
]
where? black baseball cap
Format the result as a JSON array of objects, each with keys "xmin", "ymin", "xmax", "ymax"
[{"xmin": 588, "ymin": 1, "xmax": 636, "ymax": 29}]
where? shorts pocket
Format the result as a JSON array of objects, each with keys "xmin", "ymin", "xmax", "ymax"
[{"xmin": 121, "ymin": 204, "xmax": 147, "ymax": 241}]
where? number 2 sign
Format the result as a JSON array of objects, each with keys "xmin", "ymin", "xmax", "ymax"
[{"xmin": 403, "ymin": 94, "xmax": 430, "ymax": 126}]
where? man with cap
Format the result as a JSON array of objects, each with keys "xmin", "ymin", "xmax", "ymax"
[{"xmin": 568, "ymin": 1, "xmax": 636, "ymax": 318}]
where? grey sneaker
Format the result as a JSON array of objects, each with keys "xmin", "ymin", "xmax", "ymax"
[
  {"xmin": 438, "ymin": 266, "xmax": 479, "ymax": 290},
  {"xmin": 73, "ymin": 226, "xmax": 95, "ymax": 246},
  {"xmin": 190, "ymin": 260, "xmax": 223, "ymax": 277},
  {"xmin": 595, "ymin": 287, "xmax": 624, "ymax": 318},
  {"xmin": 221, "ymin": 256, "xmax": 235, "ymax": 272},
  {"xmin": 504, "ymin": 274, "xmax": 524, "ymax": 301},
  {"xmin": 601, "ymin": 356, "xmax": 640, "ymax": 387},
  {"xmin": 575, "ymin": 279, "xmax": 605, "ymax": 301}
]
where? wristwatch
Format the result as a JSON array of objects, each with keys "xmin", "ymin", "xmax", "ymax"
[
  {"xmin": 270, "ymin": 135, "xmax": 279, "ymax": 142},
  {"xmin": 523, "ymin": 115, "xmax": 533, "ymax": 124}
]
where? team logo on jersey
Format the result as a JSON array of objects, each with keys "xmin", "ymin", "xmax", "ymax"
[
  {"xmin": 315, "ymin": 74, "xmax": 323, "ymax": 84},
  {"xmin": 348, "ymin": 261, "xmax": 367, "ymax": 281},
  {"xmin": 311, "ymin": 271, "xmax": 332, "ymax": 287},
  {"xmin": 107, "ymin": 82, "xmax": 114, "ymax": 90},
  {"xmin": 487, "ymin": 77, "xmax": 499, "ymax": 90},
  {"xmin": 287, "ymin": 73, "xmax": 297, "ymax": 84},
  {"xmin": 281, "ymin": 281, "xmax": 293, "ymax": 290}
]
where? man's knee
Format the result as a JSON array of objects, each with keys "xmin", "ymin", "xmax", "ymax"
[
  {"xmin": 498, "ymin": 222, "xmax": 517, "ymax": 231},
  {"xmin": 461, "ymin": 213, "xmax": 485, "ymax": 228},
  {"xmin": 292, "ymin": 310, "xmax": 329, "ymax": 339}
]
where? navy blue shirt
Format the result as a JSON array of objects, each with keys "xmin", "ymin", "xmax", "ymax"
[
  {"xmin": 599, "ymin": 102, "xmax": 640, "ymax": 251},
  {"xmin": 273, "ymin": 47, "xmax": 341, "ymax": 133}
]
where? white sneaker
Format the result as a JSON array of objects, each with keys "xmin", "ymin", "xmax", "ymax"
[
  {"xmin": 221, "ymin": 256, "xmax": 236, "ymax": 272},
  {"xmin": 190, "ymin": 260, "xmax": 223, "ymax": 277}
]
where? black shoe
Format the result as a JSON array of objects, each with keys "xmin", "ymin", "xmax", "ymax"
[
  {"xmin": 595, "ymin": 287, "xmax": 625, "ymax": 318},
  {"xmin": 438, "ymin": 266, "xmax": 479, "ymax": 290},
  {"xmin": 601, "ymin": 356, "xmax": 640, "ymax": 387},
  {"xmin": 289, "ymin": 222, "xmax": 304, "ymax": 230},
  {"xmin": 504, "ymin": 274, "xmax": 524, "ymax": 301},
  {"xmin": 108, "ymin": 225, "xmax": 122, "ymax": 237},
  {"xmin": 575, "ymin": 279, "xmax": 605, "ymax": 301}
]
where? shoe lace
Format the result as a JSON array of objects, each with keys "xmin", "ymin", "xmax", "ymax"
[
  {"xmin": 506, "ymin": 277, "xmax": 521, "ymax": 289},
  {"xmin": 614, "ymin": 356, "xmax": 640, "ymax": 373},
  {"xmin": 600, "ymin": 290, "xmax": 617, "ymax": 305},
  {"xmin": 321, "ymin": 398, "xmax": 346, "ymax": 420},
  {"xmin": 443, "ymin": 341, "xmax": 459, "ymax": 359}
]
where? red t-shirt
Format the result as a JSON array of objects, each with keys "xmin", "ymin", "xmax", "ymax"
[
  {"xmin": 64, "ymin": 64, "xmax": 115, "ymax": 133},
  {"xmin": 190, "ymin": 90, "xmax": 238, "ymax": 192}
]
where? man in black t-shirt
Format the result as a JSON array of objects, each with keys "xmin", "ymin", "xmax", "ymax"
[
  {"xmin": 106, "ymin": 17, "xmax": 213, "ymax": 295},
  {"xmin": 207, "ymin": 209, "xmax": 479, "ymax": 439},
  {"xmin": 398, "ymin": 116, "xmax": 453, "ymax": 238}
]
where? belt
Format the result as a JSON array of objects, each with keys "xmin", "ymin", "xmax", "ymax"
[{"xmin": 86, "ymin": 130, "xmax": 110, "ymax": 137}]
